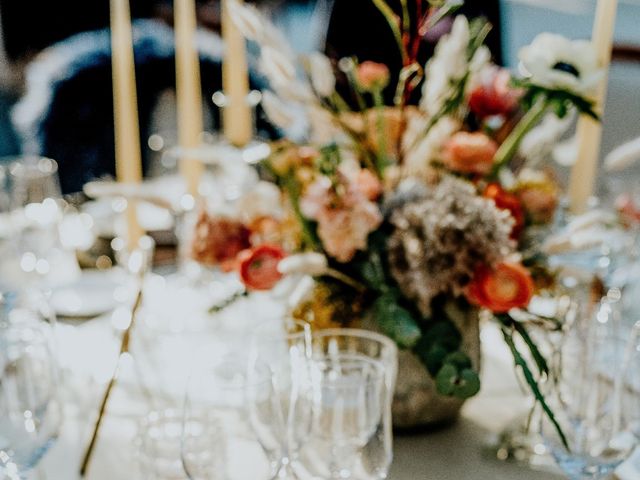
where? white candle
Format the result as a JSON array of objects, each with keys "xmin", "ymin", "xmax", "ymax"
[
  {"xmin": 175, "ymin": 0, "xmax": 205, "ymax": 197},
  {"xmin": 222, "ymin": 0, "xmax": 253, "ymax": 147},
  {"xmin": 568, "ymin": 0, "xmax": 618, "ymax": 214},
  {"xmin": 110, "ymin": 0, "xmax": 144, "ymax": 249}
]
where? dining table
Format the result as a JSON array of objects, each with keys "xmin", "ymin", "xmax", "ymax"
[{"xmin": 37, "ymin": 268, "xmax": 639, "ymax": 480}]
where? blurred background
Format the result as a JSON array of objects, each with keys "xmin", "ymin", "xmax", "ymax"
[{"xmin": 0, "ymin": 0, "xmax": 638, "ymax": 196}]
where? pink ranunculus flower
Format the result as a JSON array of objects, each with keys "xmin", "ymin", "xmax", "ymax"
[
  {"xmin": 356, "ymin": 61, "xmax": 390, "ymax": 91},
  {"xmin": 443, "ymin": 131, "xmax": 499, "ymax": 175},
  {"xmin": 300, "ymin": 169, "xmax": 383, "ymax": 262}
]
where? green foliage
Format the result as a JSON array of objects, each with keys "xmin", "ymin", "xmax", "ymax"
[
  {"xmin": 413, "ymin": 318, "xmax": 481, "ymax": 399},
  {"xmin": 436, "ymin": 364, "xmax": 481, "ymax": 399},
  {"xmin": 499, "ymin": 315, "xmax": 569, "ymax": 450},
  {"xmin": 517, "ymin": 82, "xmax": 600, "ymax": 121},
  {"xmin": 316, "ymin": 144, "xmax": 342, "ymax": 179},
  {"xmin": 373, "ymin": 292, "xmax": 422, "ymax": 349}
]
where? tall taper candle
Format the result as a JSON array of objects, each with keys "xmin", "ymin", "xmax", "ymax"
[
  {"xmin": 111, "ymin": 0, "xmax": 144, "ymax": 250},
  {"xmin": 222, "ymin": 0, "xmax": 252, "ymax": 147},
  {"xmin": 568, "ymin": 0, "xmax": 618, "ymax": 214},
  {"xmin": 175, "ymin": 0, "xmax": 205, "ymax": 197}
]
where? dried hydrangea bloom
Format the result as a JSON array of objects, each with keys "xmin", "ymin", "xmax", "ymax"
[{"xmin": 388, "ymin": 176, "xmax": 515, "ymax": 316}]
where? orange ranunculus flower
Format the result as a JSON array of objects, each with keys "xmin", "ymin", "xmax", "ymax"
[
  {"xmin": 238, "ymin": 244, "xmax": 286, "ymax": 291},
  {"xmin": 356, "ymin": 61, "xmax": 390, "ymax": 91},
  {"xmin": 466, "ymin": 262, "xmax": 534, "ymax": 313},
  {"xmin": 443, "ymin": 132, "xmax": 498, "ymax": 175},
  {"xmin": 484, "ymin": 183, "xmax": 525, "ymax": 239}
]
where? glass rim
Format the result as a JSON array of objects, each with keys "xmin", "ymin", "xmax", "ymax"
[
  {"xmin": 311, "ymin": 353, "xmax": 387, "ymax": 388},
  {"xmin": 5, "ymin": 156, "xmax": 59, "ymax": 178},
  {"xmin": 311, "ymin": 328, "xmax": 398, "ymax": 352}
]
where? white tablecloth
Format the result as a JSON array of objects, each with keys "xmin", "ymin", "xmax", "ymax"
[{"xmin": 36, "ymin": 272, "xmax": 639, "ymax": 480}]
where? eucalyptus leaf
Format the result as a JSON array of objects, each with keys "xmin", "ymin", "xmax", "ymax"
[
  {"xmin": 456, "ymin": 368, "xmax": 481, "ymax": 398},
  {"xmin": 373, "ymin": 294, "xmax": 421, "ymax": 349},
  {"xmin": 435, "ymin": 364, "xmax": 458, "ymax": 396}
]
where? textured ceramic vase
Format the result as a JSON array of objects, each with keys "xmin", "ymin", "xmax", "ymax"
[{"xmin": 367, "ymin": 308, "xmax": 482, "ymax": 430}]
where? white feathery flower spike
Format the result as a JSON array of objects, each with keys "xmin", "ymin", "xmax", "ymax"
[
  {"xmin": 226, "ymin": 0, "xmax": 265, "ymax": 41},
  {"xmin": 605, "ymin": 136, "xmax": 640, "ymax": 172},
  {"xmin": 306, "ymin": 52, "xmax": 336, "ymax": 98},
  {"xmin": 260, "ymin": 46, "xmax": 297, "ymax": 88},
  {"xmin": 261, "ymin": 90, "xmax": 296, "ymax": 129},
  {"xmin": 278, "ymin": 253, "xmax": 328, "ymax": 276}
]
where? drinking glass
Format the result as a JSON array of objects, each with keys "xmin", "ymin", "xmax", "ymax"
[
  {"xmin": 135, "ymin": 409, "xmax": 222, "ymax": 480},
  {"xmin": 0, "ymin": 322, "xmax": 62, "ymax": 479},
  {"xmin": 541, "ymin": 300, "xmax": 640, "ymax": 479},
  {"xmin": 182, "ymin": 354, "xmax": 275, "ymax": 480},
  {"xmin": 306, "ymin": 353, "xmax": 386, "ymax": 480},
  {"xmin": 247, "ymin": 319, "xmax": 313, "ymax": 480},
  {"xmin": 7, "ymin": 157, "xmax": 62, "ymax": 210},
  {"xmin": 303, "ymin": 329, "xmax": 398, "ymax": 479},
  {"xmin": 0, "ymin": 157, "xmax": 74, "ymax": 290}
]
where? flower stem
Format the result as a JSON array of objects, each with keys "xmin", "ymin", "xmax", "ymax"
[
  {"xmin": 373, "ymin": 88, "xmax": 389, "ymax": 175},
  {"xmin": 491, "ymin": 99, "xmax": 548, "ymax": 177},
  {"xmin": 325, "ymin": 268, "xmax": 367, "ymax": 292},
  {"xmin": 370, "ymin": 0, "xmax": 408, "ymax": 65}
]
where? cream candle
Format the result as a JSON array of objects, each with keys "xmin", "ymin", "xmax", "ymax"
[
  {"xmin": 568, "ymin": 0, "xmax": 618, "ymax": 214},
  {"xmin": 175, "ymin": 0, "xmax": 205, "ymax": 197},
  {"xmin": 222, "ymin": 0, "xmax": 253, "ymax": 147},
  {"xmin": 110, "ymin": 0, "xmax": 144, "ymax": 249}
]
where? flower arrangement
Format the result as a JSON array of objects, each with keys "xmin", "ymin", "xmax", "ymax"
[{"xmin": 193, "ymin": 1, "xmax": 602, "ymax": 440}]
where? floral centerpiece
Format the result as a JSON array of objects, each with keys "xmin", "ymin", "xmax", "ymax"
[{"xmin": 191, "ymin": 1, "xmax": 601, "ymax": 437}]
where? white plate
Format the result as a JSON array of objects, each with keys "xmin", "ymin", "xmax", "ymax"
[{"xmin": 50, "ymin": 271, "xmax": 120, "ymax": 318}]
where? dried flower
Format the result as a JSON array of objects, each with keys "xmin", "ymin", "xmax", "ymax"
[
  {"xmin": 388, "ymin": 176, "xmax": 515, "ymax": 315},
  {"xmin": 443, "ymin": 132, "xmax": 499, "ymax": 175},
  {"xmin": 484, "ymin": 183, "xmax": 525, "ymax": 239},
  {"xmin": 190, "ymin": 212, "xmax": 250, "ymax": 270},
  {"xmin": 356, "ymin": 61, "xmax": 390, "ymax": 92}
]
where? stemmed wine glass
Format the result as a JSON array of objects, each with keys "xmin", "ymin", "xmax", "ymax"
[
  {"xmin": 246, "ymin": 319, "xmax": 313, "ymax": 480},
  {"xmin": 541, "ymin": 299, "xmax": 640, "ymax": 479},
  {"xmin": 181, "ymin": 353, "xmax": 276, "ymax": 480},
  {"xmin": 0, "ymin": 320, "xmax": 62, "ymax": 479},
  {"xmin": 0, "ymin": 156, "xmax": 73, "ymax": 290}
]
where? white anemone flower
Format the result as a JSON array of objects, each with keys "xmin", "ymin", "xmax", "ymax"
[
  {"xmin": 306, "ymin": 53, "xmax": 335, "ymax": 98},
  {"xmin": 519, "ymin": 33, "xmax": 602, "ymax": 96}
]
